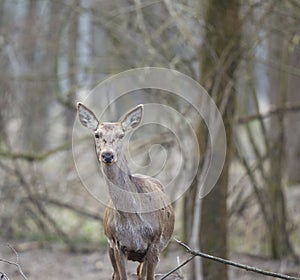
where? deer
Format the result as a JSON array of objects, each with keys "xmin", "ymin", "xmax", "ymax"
[{"xmin": 77, "ymin": 103, "xmax": 175, "ymax": 280}]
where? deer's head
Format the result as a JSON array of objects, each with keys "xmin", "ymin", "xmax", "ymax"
[{"xmin": 77, "ymin": 103, "xmax": 143, "ymax": 165}]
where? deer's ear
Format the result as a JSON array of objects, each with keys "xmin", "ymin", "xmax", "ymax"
[
  {"xmin": 121, "ymin": 104, "xmax": 143, "ymax": 131},
  {"xmin": 77, "ymin": 102, "xmax": 99, "ymax": 131}
]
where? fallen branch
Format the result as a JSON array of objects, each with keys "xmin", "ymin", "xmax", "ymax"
[
  {"xmin": 0, "ymin": 272, "xmax": 9, "ymax": 280},
  {"xmin": 161, "ymin": 239, "xmax": 300, "ymax": 280},
  {"xmin": 160, "ymin": 255, "xmax": 195, "ymax": 280},
  {"xmin": 0, "ymin": 244, "xmax": 28, "ymax": 280}
]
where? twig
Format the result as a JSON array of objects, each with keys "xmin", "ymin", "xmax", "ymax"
[
  {"xmin": 160, "ymin": 255, "xmax": 195, "ymax": 280},
  {"xmin": 233, "ymin": 137, "xmax": 272, "ymax": 232},
  {"xmin": 0, "ymin": 272, "xmax": 9, "ymax": 280},
  {"xmin": 12, "ymin": 162, "xmax": 76, "ymax": 251},
  {"xmin": 0, "ymin": 141, "xmax": 72, "ymax": 161},
  {"xmin": 0, "ymin": 244, "xmax": 28, "ymax": 280},
  {"xmin": 173, "ymin": 239, "xmax": 300, "ymax": 280},
  {"xmin": 0, "ymin": 136, "xmax": 88, "ymax": 162},
  {"xmin": 237, "ymin": 102, "xmax": 300, "ymax": 124},
  {"xmin": 39, "ymin": 196, "xmax": 103, "ymax": 221}
]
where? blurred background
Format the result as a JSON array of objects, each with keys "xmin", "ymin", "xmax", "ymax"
[{"xmin": 0, "ymin": 0, "xmax": 300, "ymax": 279}]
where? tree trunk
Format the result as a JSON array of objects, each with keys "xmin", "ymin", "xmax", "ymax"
[
  {"xmin": 0, "ymin": 0, "xmax": 9, "ymax": 144},
  {"xmin": 266, "ymin": 6, "xmax": 295, "ymax": 258},
  {"xmin": 65, "ymin": 0, "xmax": 80, "ymax": 140},
  {"xmin": 20, "ymin": 0, "xmax": 55, "ymax": 152},
  {"xmin": 286, "ymin": 22, "xmax": 300, "ymax": 185},
  {"xmin": 184, "ymin": 0, "xmax": 241, "ymax": 279}
]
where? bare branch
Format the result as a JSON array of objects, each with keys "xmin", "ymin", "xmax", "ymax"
[
  {"xmin": 159, "ymin": 255, "xmax": 195, "ymax": 280},
  {"xmin": 0, "ymin": 136, "xmax": 88, "ymax": 162},
  {"xmin": 171, "ymin": 239, "xmax": 300, "ymax": 280},
  {"xmin": 0, "ymin": 272, "xmax": 9, "ymax": 280},
  {"xmin": 40, "ymin": 196, "xmax": 103, "ymax": 221},
  {"xmin": 237, "ymin": 102, "xmax": 300, "ymax": 124},
  {"xmin": 0, "ymin": 244, "xmax": 28, "ymax": 280},
  {"xmin": 0, "ymin": 142, "xmax": 71, "ymax": 161}
]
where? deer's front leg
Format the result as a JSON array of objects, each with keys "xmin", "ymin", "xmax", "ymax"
[
  {"xmin": 137, "ymin": 262, "xmax": 146, "ymax": 280},
  {"xmin": 108, "ymin": 246, "xmax": 119, "ymax": 280},
  {"xmin": 114, "ymin": 246, "xmax": 127, "ymax": 280},
  {"xmin": 145, "ymin": 246, "xmax": 159, "ymax": 280}
]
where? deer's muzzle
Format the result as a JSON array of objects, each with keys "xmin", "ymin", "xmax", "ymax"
[{"xmin": 101, "ymin": 151, "xmax": 115, "ymax": 164}]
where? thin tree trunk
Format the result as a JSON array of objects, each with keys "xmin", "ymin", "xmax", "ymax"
[
  {"xmin": 266, "ymin": 10, "xmax": 295, "ymax": 258},
  {"xmin": 199, "ymin": 1, "xmax": 241, "ymax": 279},
  {"xmin": 20, "ymin": 0, "xmax": 54, "ymax": 152},
  {"xmin": 286, "ymin": 16, "xmax": 300, "ymax": 185},
  {"xmin": 21, "ymin": 0, "xmax": 39, "ymax": 151},
  {"xmin": 0, "ymin": 0, "xmax": 8, "ymax": 143},
  {"xmin": 65, "ymin": 0, "xmax": 80, "ymax": 140}
]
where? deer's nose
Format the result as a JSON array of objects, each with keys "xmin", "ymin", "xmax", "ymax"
[{"xmin": 101, "ymin": 151, "xmax": 114, "ymax": 163}]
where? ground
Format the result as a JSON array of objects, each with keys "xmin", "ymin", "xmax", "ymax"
[
  {"xmin": 1, "ymin": 186, "xmax": 300, "ymax": 279},
  {"xmin": 0, "ymin": 241, "xmax": 299, "ymax": 280},
  {"xmin": 0, "ymin": 242, "xmax": 182, "ymax": 280}
]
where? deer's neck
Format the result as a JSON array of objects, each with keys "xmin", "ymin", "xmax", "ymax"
[
  {"xmin": 101, "ymin": 156, "xmax": 134, "ymax": 192},
  {"xmin": 101, "ymin": 156, "xmax": 143, "ymax": 212}
]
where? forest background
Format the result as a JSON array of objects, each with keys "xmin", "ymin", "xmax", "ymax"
[{"xmin": 0, "ymin": 0, "xmax": 300, "ymax": 279}]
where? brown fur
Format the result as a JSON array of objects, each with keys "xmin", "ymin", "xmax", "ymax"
[{"xmin": 77, "ymin": 103, "xmax": 175, "ymax": 280}]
